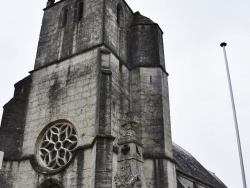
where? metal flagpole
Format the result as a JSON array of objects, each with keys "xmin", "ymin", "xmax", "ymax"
[
  {"xmin": 220, "ymin": 42, "xmax": 247, "ymax": 188},
  {"xmin": 0, "ymin": 151, "xmax": 4, "ymax": 170}
]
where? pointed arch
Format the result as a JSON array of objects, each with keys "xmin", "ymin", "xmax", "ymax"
[
  {"xmin": 74, "ymin": 0, "xmax": 84, "ymax": 22},
  {"xmin": 59, "ymin": 6, "xmax": 68, "ymax": 28},
  {"xmin": 117, "ymin": 4, "xmax": 124, "ymax": 27}
]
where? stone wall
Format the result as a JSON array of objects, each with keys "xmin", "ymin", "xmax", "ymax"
[
  {"xmin": 109, "ymin": 53, "xmax": 130, "ymax": 143},
  {"xmin": 35, "ymin": 0, "xmax": 135, "ymax": 69},
  {"xmin": 131, "ymin": 67, "xmax": 173, "ymax": 158},
  {"xmin": 35, "ymin": 0, "xmax": 104, "ymax": 69},
  {"xmin": 128, "ymin": 19, "xmax": 165, "ymax": 69},
  {"xmin": 144, "ymin": 159, "xmax": 177, "ymax": 188},
  {"xmin": 23, "ymin": 50, "xmax": 99, "ymax": 156},
  {"xmin": 0, "ymin": 147, "xmax": 96, "ymax": 188},
  {"xmin": 97, "ymin": 48, "xmax": 130, "ymax": 142},
  {"xmin": 162, "ymin": 71, "xmax": 173, "ymax": 158},
  {"xmin": 104, "ymin": 0, "xmax": 133, "ymax": 64},
  {"xmin": 0, "ymin": 76, "xmax": 31, "ymax": 159}
]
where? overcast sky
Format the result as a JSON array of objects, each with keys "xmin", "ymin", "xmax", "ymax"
[{"xmin": 0, "ymin": 0, "xmax": 249, "ymax": 187}]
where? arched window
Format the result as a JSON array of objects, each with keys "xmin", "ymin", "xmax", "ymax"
[
  {"xmin": 117, "ymin": 5, "xmax": 123, "ymax": 27},
  {"xmin": 59, "ymin": 7, "xmax": 68, "ymax": 28},
  {"xmin": 74, "ymin": 1, "xmax": 84, "ymax": 22},
  {"xmin": 78, "ymin": 1, "xmax": 84, "ymax": 21}
]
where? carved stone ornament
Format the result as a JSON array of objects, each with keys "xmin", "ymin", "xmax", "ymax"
[
  {"xmin": 114, "ymin": 160, "xmax": 142, "ymax": 188},
  {"xmin": 121, "ymin": 112, "xmax": 139, "ymax": 130},
  {"xmin": 38, "ymin": 123, "xmax": 78, "ymax": 170},
  {"xmin": 115, "ymin": 112, "xmax": 144, "ymax": 188},
  {"xmin": 119, "ymin": 112, "xmax": 140, "ymax": 143}
]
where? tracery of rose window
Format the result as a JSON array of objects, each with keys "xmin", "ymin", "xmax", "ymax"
[{"xmin": 39, "ymin": 123, "xmax": 78, "ymax": 170}]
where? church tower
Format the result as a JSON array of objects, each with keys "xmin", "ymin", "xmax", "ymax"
[{"xmin": 0, "ymin": 0, "xmax": 177, "ymax": 187}]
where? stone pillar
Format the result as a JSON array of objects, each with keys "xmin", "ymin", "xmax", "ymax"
[
  {"xmin": 115, "ymin": 112, "xmax": 146, "ymax": 188},
  {"xmin": 94, "ymin": 48, "xmax": 114, "ymax": 188}
]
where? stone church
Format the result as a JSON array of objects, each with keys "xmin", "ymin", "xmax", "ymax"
[{"xmin": 0, "ymin": 0, "xmax": 227, "ymax": 187}]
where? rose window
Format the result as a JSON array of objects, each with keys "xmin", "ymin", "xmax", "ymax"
[{"xmin": 39, "ymin": 123, "xmax": 78, "ymax": 170}]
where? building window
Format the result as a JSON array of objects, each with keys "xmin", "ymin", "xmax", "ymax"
[
  {"xmin": 117, "ymin": 5, "xmax": 123, "ymax": 27},
  {"xmin": 78, "ymin": 2, "xmax": 84, "ymax": 21},
  {"xmin": 119, "ymin": 62, "xmax": 122, "ymax": 73},
  {"xmin": 38, "ymin": 121, "xmax": 78, "ymax": 170},
  {"xmin": 60, "ymin": 7, "xmax": 68, "ymax": 28},
  {"xmin": 75, "ymin": 1, "xmax": 84, "ymax": 22}
]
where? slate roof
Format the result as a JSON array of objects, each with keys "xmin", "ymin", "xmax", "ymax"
[
  {"xmin": 173, "ymin": 143, "xmax": 227, "ymax": 188},
  {"xmin": 208, "ymin": 171, "xmax": 228, "ymax": 188}
]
